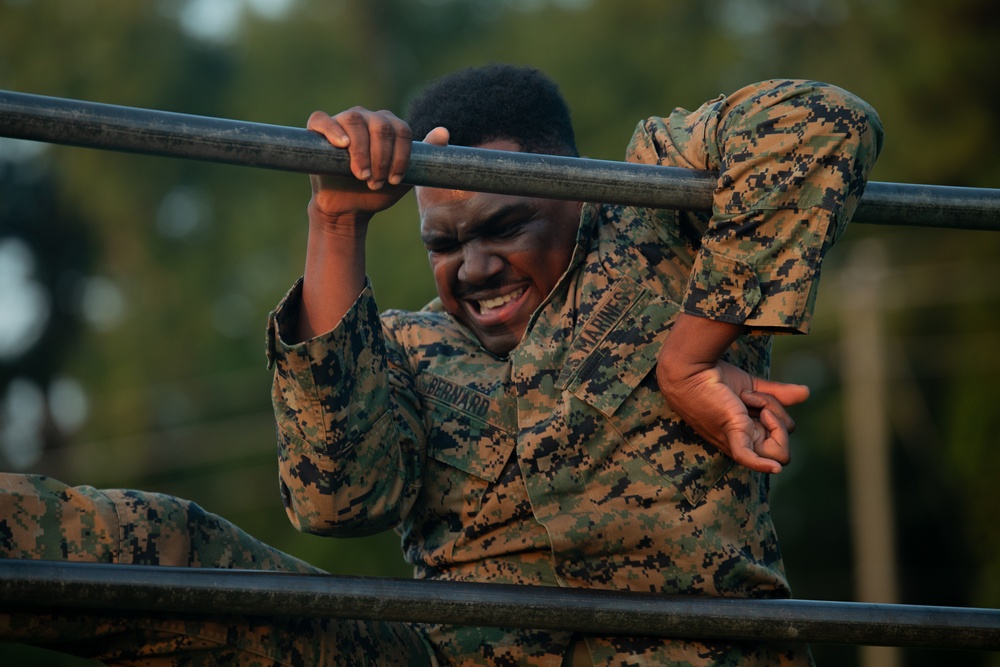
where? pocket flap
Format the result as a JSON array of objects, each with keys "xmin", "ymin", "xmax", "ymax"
[
  {"xmin": 420, "ymin": 374, "xmax": 514, "ymax": 482},
  {"xmin": 559, "ymin": 276, "xmax": 678, "ymax": 418}
]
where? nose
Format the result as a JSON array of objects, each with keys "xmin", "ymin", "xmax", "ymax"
[{"xmin": 458, "ymin": 240, "xmax": 504, "ymax": 286}]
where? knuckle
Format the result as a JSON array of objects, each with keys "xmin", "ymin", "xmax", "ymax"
[
  {"xmin": 395, "ymin": 125, "xmax": 413, "ymax": 142},
  {"xmin": 338, "ymin": 107, "xmax": 369, "ymax": 127},
  {"xmin": 372, "ymin": 123, "xmax": 397, "ymax": 141}
]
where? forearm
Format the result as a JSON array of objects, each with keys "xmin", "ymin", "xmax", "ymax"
[
  {"xmin": 292, "ymin": 104, "xmax": 426, "ymax": 343},
  {"xmin": 658, "ymin": 313, "xmax": 744, "ymax": 381},
  {"xmin": 295, "ymin": 199, "xmax": 371, "ymax": 342}
]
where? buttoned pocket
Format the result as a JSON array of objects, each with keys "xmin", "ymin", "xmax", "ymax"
[{"xmin": 419, "ymin": 375, "xmax": 515, "ymax": 522}]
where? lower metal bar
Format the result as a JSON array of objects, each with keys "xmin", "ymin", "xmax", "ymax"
[
  {"xmin": 1, "ymin": 89, "xmax": 998, "ymax": 230},
  {"xmin": 0, "ymin": 560, "xmax": 997, "ymax": 650}
]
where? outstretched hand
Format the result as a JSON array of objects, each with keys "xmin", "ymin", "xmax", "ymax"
[{"xmin": 656, "ymin": 314, "xmax": 810, "ymax": 474}]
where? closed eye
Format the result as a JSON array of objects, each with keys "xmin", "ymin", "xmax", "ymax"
[
  {"xmin": 492, "ymin": 220, "xmax": 526, "ymax": 239},
  {"xmin": 425, "ymin": 241, "xmax": 458, "ymax": 254}
]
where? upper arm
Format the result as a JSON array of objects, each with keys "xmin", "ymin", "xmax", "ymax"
[{"xmin": 626, "ymin": 80, "xmax": 884, "ymax": 334}]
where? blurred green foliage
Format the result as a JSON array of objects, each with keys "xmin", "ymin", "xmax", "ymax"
[{"xmin": 1, "ymin": 0, "xmax": 998, "ymax": 665}]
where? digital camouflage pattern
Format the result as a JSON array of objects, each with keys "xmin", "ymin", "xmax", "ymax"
[
  {"xmin": 269, "ymin": 79, "xmax": 883, "ymax": 666},
  {"xmin": 0, "ymin": 473, "xmax": 432, "ymax": 666}
]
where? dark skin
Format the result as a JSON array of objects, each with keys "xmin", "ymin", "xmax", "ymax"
[
  {"xmin": 294, "ymin": 107, "xmax": 808, "ymax": 474},
  {"xmin": 417, "ymin": 139, "xmax": 582, "ymax": 359}
]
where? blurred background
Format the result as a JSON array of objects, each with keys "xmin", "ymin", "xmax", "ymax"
[{"xmin": 1, "ymin": 0, "xmax": 998, "ymax": 665}]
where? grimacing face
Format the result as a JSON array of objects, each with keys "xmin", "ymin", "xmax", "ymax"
[{"xmin": 416, "ymin": 141, "xmax": 582, "ymax": 356}]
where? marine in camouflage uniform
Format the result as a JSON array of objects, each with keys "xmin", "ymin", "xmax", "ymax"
[
  {"xmin": 268, "ymin": 75, "xmax": 883, "ymax": 665},
  {"xmin": 0, "ymin": 70, "xmax": 882, "ymax": 666}
]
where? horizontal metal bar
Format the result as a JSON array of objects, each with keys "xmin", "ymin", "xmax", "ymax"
[
  {"xmin": 1, "ymin": 89, "xmax": 999, "ymax": 231},
  {"xmin": 0, "ymin": 89, "xmax": 715, "ymax": 212},
  {"xmin": 0, "ymin": 560, "xmax": 997, "ymax": 650}
]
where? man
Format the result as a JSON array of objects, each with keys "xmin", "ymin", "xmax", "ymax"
[
  {"xmin": 1, "ymin": 64, "xmax": 882, "ymax": 666},
  {"xmin": 268, "ymin": 63, "xmax": 883, "ymax": 665}
]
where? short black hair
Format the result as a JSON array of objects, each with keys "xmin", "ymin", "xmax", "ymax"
[{"xmin": 406, "ymin": 63, "xmax": 578, "ymax": 157}]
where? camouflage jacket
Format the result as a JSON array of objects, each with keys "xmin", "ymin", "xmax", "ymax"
[{"xmin": 268, "ymin": 80, "xmax": 883, "ymax": 666}]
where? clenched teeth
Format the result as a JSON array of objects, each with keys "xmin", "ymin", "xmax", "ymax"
[{"xmin": 478, "ymin": 288, "xmax": 525, "ymax": 312}]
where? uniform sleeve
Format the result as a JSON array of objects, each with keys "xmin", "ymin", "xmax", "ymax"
[
  {"xmin": 266, "ymin": 278, "xmax": 426, "ymax": 537},
  {"xmin": 626, "ymin": 79, "xmax": 884, "ymax": 333}
]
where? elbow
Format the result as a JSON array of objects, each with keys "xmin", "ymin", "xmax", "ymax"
[
  {"xmin": 732, "ymin": 79, "xmax": 885, "ymax": 159},
  {"xmin": 279, "ymin": 472, "xmax": 407, "ymax": 538},
  {"xmin": 768, "ymin": 79, "xmax": 887, "ymax": 203},
  {"xmin": 811, "ymin": 82, "xmax": 885, "ymax": 160}
]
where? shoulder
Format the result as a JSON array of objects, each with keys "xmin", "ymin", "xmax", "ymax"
[
  {"xmin": 381, "ymin": 297, "xmax": 450, "ymax": 333},
  {"xmin": 380, "ymin": 302, "xmax": 483, "ymax": 365},
  {"xmin": 381, "ymin": 302, "xmax": 449, "ymax": 339}
]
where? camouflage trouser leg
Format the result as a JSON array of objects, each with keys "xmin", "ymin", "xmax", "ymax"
[{"xmin": 0, "ymin": 473, "xmax": 433, "ymax": 666}]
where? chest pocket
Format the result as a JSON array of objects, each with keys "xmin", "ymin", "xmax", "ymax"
[
  {"xmin": 419, "ymin": 374, "xmax": 515, "ymax": 519},
  {"xmin": 557, "ymin": 274, "xmax": 734, "ymax": 507}
]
